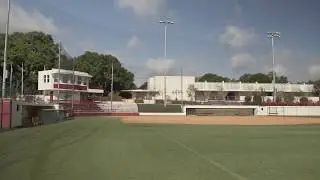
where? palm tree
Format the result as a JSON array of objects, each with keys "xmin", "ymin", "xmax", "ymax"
[{"xmin": 187, "ymin": 84, "xmax": 197, "ymax": 102}]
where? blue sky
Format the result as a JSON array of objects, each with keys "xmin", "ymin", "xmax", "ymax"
[{"xmin": 1, "ymin": 0, "xmax": 320, "ymax": 84}]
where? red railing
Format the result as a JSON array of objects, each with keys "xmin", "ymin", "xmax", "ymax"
[{"xmin": 261, "ymin": 101, "xmax": 320, "ymax": 106}]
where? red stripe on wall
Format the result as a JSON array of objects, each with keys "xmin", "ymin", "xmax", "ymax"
[{"xmin": 53, "ymin": 84, "xmax": 87, "ymax": 90}]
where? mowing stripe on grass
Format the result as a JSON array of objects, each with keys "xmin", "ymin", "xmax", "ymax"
[{"xmin": 156, "ymin": 131, "xmax": 249, "ymax": 180}]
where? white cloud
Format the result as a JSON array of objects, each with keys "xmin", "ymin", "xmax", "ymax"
[
  {"xmin": 309, "ymin": 65, "xmax": 320, "ymax": 80},
  {"xmin": 264, "ymin": 64, "xmax": 288, "ymax": 77},
  {"xmin": 78, "ymin": 39, "xmax": 96, "ymax": 52},
  {"xmin": 145, "ymin": 57, "xmax": 175, "ymax": 74},
  {"xmin": 127, "ymin": 36, "xmax": 142, "ymax": 49},
  {"xmin": 219, "ymin": 25, "xmax": 256, "ymax": 48},
  {"xmin": 231, "ymin": 53, "xmax": 256, "ymax": 69},
  {"xmin": 116, "ymin": 0, "xmax": 166, "ymax": 16},
  {"xmin": 0, "ymin": 0, "xmax": 58, "ymax": 34},
  {"xmin": 261, "ymin": 48, "xmax": 293, "ymax": 76},
  {"xmin": 275, "ymin": 65, "xmax": 288, "ymax": 76}
]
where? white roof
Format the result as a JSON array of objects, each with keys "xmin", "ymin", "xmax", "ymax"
[
  {"xmin": 87, "ymin": 88, "xmax": 104, "ymax": 94},
  {"xmin": 121, "ymin": 89, "xmax": 159, "ymax": 93},
  {"xmin": 41, "ymin": 69, "xmax": 93, "ymax": 78}
]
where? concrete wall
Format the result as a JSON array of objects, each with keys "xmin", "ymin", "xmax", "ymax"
[
  {"xmin": 195, "ymin": 81, "xmax": 313, "ymax": 93},
  {"xmin": 256, "ymin": 106, "xmax": 320, "ymax": 116},
  {"xmin": 148, "ymin": 76, "xmax": 195, "ymax": 101},
  {"xmin": 11, "ymin": 101, "xmax": 22, "ymax": 128},
  {"xmin": 183, "ymin": 105, "xmax": 320, "ymax": 117},
  {"xmin": 38, "ymin": 70, "xmax": 53, "ymax": 91}
]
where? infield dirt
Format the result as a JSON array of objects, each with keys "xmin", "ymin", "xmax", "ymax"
[{"xmin": 122, "ymin": 116, "xmax": 320, "ymax": 125}]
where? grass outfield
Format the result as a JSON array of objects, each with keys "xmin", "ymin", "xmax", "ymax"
[{"xmin": 0, "ymin": 117, "xmax": 320, "ymax": 180}]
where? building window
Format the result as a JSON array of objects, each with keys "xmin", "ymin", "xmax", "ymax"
[
  {"xmin": 43, "ymin": 75, "xmax": 46, "ymax": 83},
  {"xmin": 47, "ymin": 75, "xmax": 50, "ymax": 83},
  {"xmin": 77, "ymin": 76, "xmax": 82, "ymax": 84},
  {"xmin": 83, "ymin": 77, "xmax": 87, "ymax": 85},
  {"xmin": 62, "ymin": 74, "xmax": 69, "ymax": 83}
]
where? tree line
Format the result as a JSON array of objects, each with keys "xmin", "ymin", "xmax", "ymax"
[
  {"xmin": 0, "ymin": 31, "xmax": 136, "ymax": 97},
  {"xmin": 198, "ymin": 72, "xmax": 288, "ymax": 83},
  {"xmin": 197, "ymin": 73, "xmax": 319, "ymax": 97},
  {"xmin": 1, "ymin": 31, "xmax": 319, "ymax": 98},
  {"xmin": 139, "ymin": 73, "xmax": 320, "ymax": 97}
]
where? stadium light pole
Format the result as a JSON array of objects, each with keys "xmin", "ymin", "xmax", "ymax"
[
  {"xmin": 158, "ymin": 18, "xmax": 174, "ymax": 107},
  {"xmin": 267, "ymin": 32, "xmax": 280, "ymax": 102},
  {"xmin": 2, "ymin": 0, "xmax": 11, "ymax": 98},
  {"xmin": 110, "ymin": 60, "xmax": 114, "ymax": 112}
]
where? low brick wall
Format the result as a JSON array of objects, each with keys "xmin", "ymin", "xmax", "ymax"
[{"xmin": 74, "ymin": 112, "xmax": 139, "ymax": 117}]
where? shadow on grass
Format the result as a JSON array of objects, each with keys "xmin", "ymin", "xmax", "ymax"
[{"xmin": 0, "ymin": 125, "xmax": 101, "ymax": 172}]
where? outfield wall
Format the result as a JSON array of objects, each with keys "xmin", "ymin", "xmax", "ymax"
[
  {"xmin": 256, "ymin": 106, "xmax": 320, "ymax": 116},
  {"xmin": 183, "ymin": 105, "xmax": 320, "ymax": 117}
]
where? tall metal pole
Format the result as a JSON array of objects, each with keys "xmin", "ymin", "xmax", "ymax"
[
  {"xmin": 267, "ymin": 32, "xmax": 280, "ymax": 102},
  {"xmin": 164, "ymin": 24, "xmax": 167, "ymax": 107},
  {"xmin": 58, "ymin": 41, "xmax": 61, "ymax": 108},
  {"xmin": 9, "ymin": 63, "xmax": 12, "ymax": 98},
  {"xmin": 180, "ymin": 68, "xmax": 183, "ymax": 106},
  {"xmin": 164, "ymin": 24, "xmax": 167, "ymax": 58},
  {"xmin": 2, "ymin": 0, "xmax": 11, "ymax": 98},
  {"xmin": 159, "ymin": 18, "xmax": 174, "ymax": 107},
  {"xmin": 71, "ymin": 58, "xmax": 75, "ymax": 111},
  {"xmin": 21, "ymin": 62, "xmax": 24, "ymax": 98},
  {"xmin": 110, "ymin": 61, "xmax": 114, "ymax": 112},
  {"xmin": 271, "ymin": 37, "xmax": 276, "ymax": 102}
]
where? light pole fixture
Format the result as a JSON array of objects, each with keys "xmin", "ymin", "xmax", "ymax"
[
  {"xmin": 2, "ymin": 0, "xmax": 11, "ymax": 98},
  {"xmin": 267, "ymin": 32, "xmax": 280, "ymax": 102},
  {"xmin": 158, "ymin": 18, "xmax": 174, "ymax": 107}
]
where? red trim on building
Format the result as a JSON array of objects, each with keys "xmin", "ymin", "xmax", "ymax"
[{"xmin": 53, "ymin": 84, "xmax": 87, "ymax": 91}]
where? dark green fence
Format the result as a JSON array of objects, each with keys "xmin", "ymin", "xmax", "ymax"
[{"xmin": 137, "ymin": 104, "xmax": 182, "ymax": 113}]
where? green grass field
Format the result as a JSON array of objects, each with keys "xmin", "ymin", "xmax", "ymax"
[{"xmin": 1, "ymin": 117, "xmax": 320, "ymax": 180}]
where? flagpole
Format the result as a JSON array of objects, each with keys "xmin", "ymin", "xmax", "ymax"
[
  {"xmin": 2, "ymin": 0, "xmax": 11, "ymax": 98},
  {"xmin": 71, "ymin": 57, "xmax": 75, "ymax": 111},
  {"xmin": 9, "ymin": 63, "xmax": 12, "ymax": 98},
  {"xmin": 58, "ymin": 41, "xmax": 61, "ymax": 112},
  {"xmin": 110, "ymin": 61, "xmax": 114, "ymax": 112},
  {"xmin": 21, "ymin": 62, "xmax": 24, "ymax": 99}
]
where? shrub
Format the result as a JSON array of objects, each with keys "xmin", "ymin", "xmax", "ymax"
[
  {"xmin": 253, "ymin": 95, "xmax": 262, "ymax": 105},
  {"xmin": 283, "ymin": 93, "xmax": 295, "ymax": 102},
  {"xmin": 245, "ymin": 96, "xmax": 252, "ymax": 102},
  {"xmin": 300, "ymin": 97, "xmax": 308, "ymax": 105},
  {"xmin": 155, "ymin": 99, "xmax": 164, "ymax": 104},
  {"xmin": 276, "ymin": 96, "xmax": 282, "ymax": 103},
  {"xmin": 134, "ymin": 99, "xmax": 144, "ymax": 104}
]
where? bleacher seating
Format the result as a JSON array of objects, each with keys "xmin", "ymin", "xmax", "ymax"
[
  {"xmin": 60, "ymin": 101, "xmax": 139, "ymax": 113},
  {"xmin": 60, "ymin": 101, "xmax": 102, "ymax": 112},
  {"xmin": 207, "ymin": 100, "xmax": 243, "ymax": 105},
  {"xmin": 96, "ymin": 102, "xmax": 138, "ymax": 113}
]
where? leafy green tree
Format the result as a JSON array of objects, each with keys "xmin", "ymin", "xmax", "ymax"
[
  {"xmin": 239, "ymin": 72, "xmax": 288, "ymax": 83},
  {"xmin": 253, "ymin": 95, "xmax": 262, "ymax": 105},
  {"xmin": 312, "ymin": 80, "xmax": 320, "ymax": 97},
  {"xmin": 300, "ymin": 97, "xmax": 308, "ymax": 104},
  {"xmin": 0, "ymin": 31, "xmax": 59, "ymax": 95},
  {"xmin": 239, "ymin": 73, "xmax": 271, "ymax": 83},
  {"xmin": 198, "ymin": 73, "xmax": 230, "ymax": 82},
  {"xmin": 283, "ymin": 93, "xmax": 295, "ymax": 102},
  {"xmin": 139, "ymin": 82, "xmax": 148, "ymax": 89},
  {"xmin": 244, "ymin": 96, "xmax": 252, "ymax": 104},
  {"xmin": 187, "ymin": 84, "xmax": 197, "ymax": 101},
  {"xmin": 75, "ymin": 51, "xmax": 135, "ymax": 95},
  {"xmin": 277, "ymin": 76, "xmax": 288, "ymax": 83}
]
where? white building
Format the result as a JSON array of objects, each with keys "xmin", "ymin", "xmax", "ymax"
[
  {"xmin": 127, "ymin": 76, "xmax": 315, "ymax": 102},
  {"xmin": 38, "ymin": 69, "xmax": 104, "ymax": 102}
]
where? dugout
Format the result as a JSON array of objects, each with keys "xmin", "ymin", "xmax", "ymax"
[
  {"xmin": 184, "ymin": 105, "xmax": 258, "ymax": 116},
  {"xmin": 1, "ymin": 100, "xmax": 73, "ymax": 129}
]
